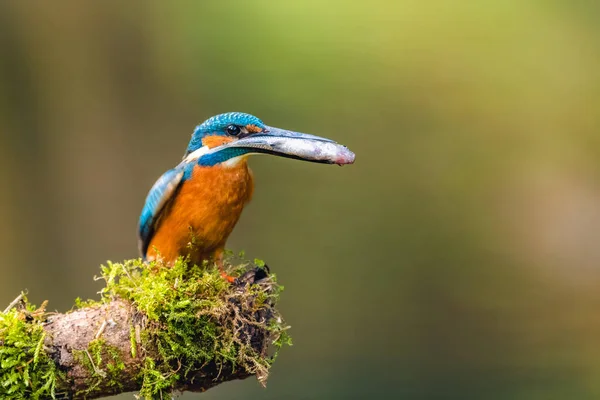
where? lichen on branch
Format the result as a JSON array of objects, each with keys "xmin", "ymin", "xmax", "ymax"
[{"xmin": 0, "ymin": 253, "xmax": 291, "ymax": 399}]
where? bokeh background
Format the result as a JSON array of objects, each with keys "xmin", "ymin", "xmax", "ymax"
[{"xmin": 2, "ymin": 1, "xmax": 600, "ymax": 399}]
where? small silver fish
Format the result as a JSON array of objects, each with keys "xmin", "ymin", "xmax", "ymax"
[{"xmin": 226, "ymin": 126, "xmax": 356, "ymax": 165}]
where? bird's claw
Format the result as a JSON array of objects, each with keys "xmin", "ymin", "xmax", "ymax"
[{"xmin": 219, "ymin": 270, "xmax": 237, "ymax": 283}]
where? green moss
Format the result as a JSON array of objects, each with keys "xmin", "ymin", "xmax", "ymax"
[
  {"xmin": 130, "ymin": 325, "xmax": 137, "ymax": 358},
  {"xmin": 73, "ymin": 297, "xmax": 101, "ymax": 310},
  {"xmin": 0, "ymin": 295, "xmax": 61, "ymax": 399},
  {"xmin": 0, "ymin": 253, "xmax": 291, "ymax": 399},
  {"xmin": 73, "ymin": 338, "xmax": 126, "ymax": 396},
  {"xmin": 97, "ymin": 254, "xmax": 290, "ymax": 399}
]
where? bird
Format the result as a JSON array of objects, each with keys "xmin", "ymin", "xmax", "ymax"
[{"xmin": 137, "ymin": 112, "xmax": 355, "ymax": 281}]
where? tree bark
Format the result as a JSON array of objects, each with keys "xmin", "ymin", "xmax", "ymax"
[
  {"xmin": 6, "ymin": 266, "xmax": 279, "ymax": 399},
  {"xmin": 44, "ymin": 299, "xmax": 255, "ymax": 399}
]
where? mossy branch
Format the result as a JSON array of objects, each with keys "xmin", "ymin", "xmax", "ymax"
[{"xmin": 0, "ymin": 255, "xmax": 291, "ymax": 399}]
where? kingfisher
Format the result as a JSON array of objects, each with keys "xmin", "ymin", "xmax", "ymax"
[{"xmin": 137, "ymin": 112, "xmax": 355, "ymax": 281}]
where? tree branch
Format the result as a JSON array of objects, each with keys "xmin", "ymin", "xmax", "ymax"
[{"xmin": 0, "ymin": 258, "xmax": 291, "ymax": 399}]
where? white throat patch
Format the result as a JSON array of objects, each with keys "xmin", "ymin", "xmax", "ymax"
[
  {"xmin": 182, "ymin": 145, "xmax": 249, "ymax": 168},
  {"xmin": 182, "ymin": 146, "xmax": 211, "ymax": 163},
  {"xmin": 221, "ymin": 154, "xmax": 249, "ymax": 168}
]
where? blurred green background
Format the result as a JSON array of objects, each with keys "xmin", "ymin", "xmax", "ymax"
[{"xmin": 2, "ymin": 1, "xmax": 600, "ymax": 399}]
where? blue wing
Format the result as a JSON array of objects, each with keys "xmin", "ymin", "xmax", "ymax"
[{"xmin": 137, "ymin": 167, "xmax": 185, "ymax": 259}]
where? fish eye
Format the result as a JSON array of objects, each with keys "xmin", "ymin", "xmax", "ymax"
[{"xmin": 225, "ymin": 125, "xmax": 241, "ymax": 136}]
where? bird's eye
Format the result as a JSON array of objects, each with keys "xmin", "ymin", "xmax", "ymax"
[{"xmin": 225, "ymin": 125, "xmax": 241, "ymax": 136}]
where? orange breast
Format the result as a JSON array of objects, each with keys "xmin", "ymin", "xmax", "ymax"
[{"xmin": 147, "ymin": 161, "xmax": 254, "ymax": 265}]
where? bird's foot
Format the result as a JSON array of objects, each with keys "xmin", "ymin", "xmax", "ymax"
[
  {"xmin": 219, "ymin": 269, "xmax": 237, "ymax": 283},
  {"xmin": 217, "ymin": 258, "xmax": 270, "ymax": 284}
]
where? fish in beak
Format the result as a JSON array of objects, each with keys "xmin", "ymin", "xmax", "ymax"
[{"xmin": 214, "ymin": 126, "xmax": 356, "ymax": 166}]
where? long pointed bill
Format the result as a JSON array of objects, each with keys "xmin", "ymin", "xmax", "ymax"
[{"xmin": 221, "ymin": 126, "xmax": 356, "ymax": 165}]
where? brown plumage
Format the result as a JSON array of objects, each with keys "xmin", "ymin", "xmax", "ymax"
[{"xmin": 146, "ymin": 160, "xmax": 254, "ymax": 266}]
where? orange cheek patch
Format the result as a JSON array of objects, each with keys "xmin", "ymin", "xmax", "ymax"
[
  {"xmin": 202, "ymin": 135, "xmax": 235, "ymax": 148},
  {"xmin": 246, "ymin": 124, "xmax": 263, "ymax": 133}
]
